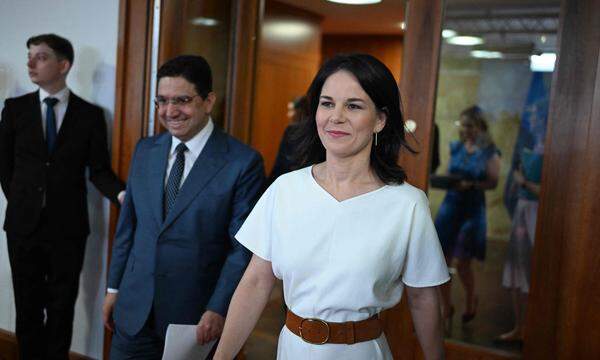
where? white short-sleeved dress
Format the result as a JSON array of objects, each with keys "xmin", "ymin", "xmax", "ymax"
[{"xmin": 235, "ymin": 166, "xmax": 449, "ymax": 359}]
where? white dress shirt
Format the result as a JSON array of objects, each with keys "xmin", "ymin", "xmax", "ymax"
[
  {"xmin": 39, "ymin": 87, "xmax": 70, "ymax": 136},
  {"xmin": 164, "ymin": 118, "xmax": 214, "ymax": 189},
  {"xmin": 107, "ymin": 118, "xmax": 214, "ymax": 294},
  {"xmin": 39, "ymin": 87, "xmax": 70, "ymax": 207}
]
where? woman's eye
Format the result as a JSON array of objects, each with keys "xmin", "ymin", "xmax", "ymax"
[
  {"xmin": 320, "ymin": 101, "xmax": 334, "ymax": 108},
  {"xmin": 347, "ymin": 103, "xmax": 362, "ymax": 110}
]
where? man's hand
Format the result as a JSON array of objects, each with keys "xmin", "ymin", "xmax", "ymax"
[
  {"xmin": 196, "ymin": 310, "xmax": 225, "ymax": 345},
  {"xmin": 103, "ymin": 292, "xmax": 118, "ymax": 332}
]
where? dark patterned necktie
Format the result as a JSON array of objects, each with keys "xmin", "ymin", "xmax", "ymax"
[
  {"xmin": 44, "ymin": 97, "xmax": 59, "ymax": 153},
  {"xmin": 164, "ymin": 143, "xmax": 188, "ymax": 218}
]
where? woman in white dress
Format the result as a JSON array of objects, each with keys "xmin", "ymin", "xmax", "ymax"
[{"xmin": 214, "ymin": 54, "xmax": 449, "ymax": 360}]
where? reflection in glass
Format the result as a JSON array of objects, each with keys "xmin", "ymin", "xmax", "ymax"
[
  {"xmin": 435, "ymin": 106, "xmax": 501, "ymax": 332},
  {"xmin": 430, "ymin": 0, "xmax": 559, "ymax": 354},
  {"xmin": 164, "ymin": 0, "xmax": 233, "ymax": 128}
]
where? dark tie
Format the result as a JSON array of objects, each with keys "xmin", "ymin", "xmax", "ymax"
[
  {"xmin": 164, "ymin": 143, "xmax": 188, "ymax": 218},
  {"xmin": 44, "ymin": 97, "xmax": 59, "ymax": 153}
]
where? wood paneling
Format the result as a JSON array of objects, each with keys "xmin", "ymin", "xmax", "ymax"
[
  {"xmin": 0, "ymin": 330, "xmax": 92, "ymax": 360},
  {"xmin": 396, "ymin": 2, "xmax": 443, "ymax": 190},
  {"xmin": 111, "ymin": 0, "xmax": 153, "ymax": 180},
  {"xmin": 379, "ymin": 1, "xmax": 444, "ymax": 359},
  {"xmin": 0, "ymin": 330, "xmax": 17, "ymax": 360},
  {"xmin": 226, "ymin": 0, "xmax": 262, "ymax": 142},
  {"xmin": 160, "ymin": 0, "xmax": 235, "ymax": 130},
  {"xmin": 524, "ymin": 0, "xmax": 600, "ymax": 358},
  {"xmin": 442, "ymin": 342, "xmax": 520, "ymax": 360},
  {"xmin": 322, "ymin": 34, "xmax": 404, "ymax": 83},
  {"xmin": 250, "ymin": 0, "xmax": 322, "ymax": 173}
]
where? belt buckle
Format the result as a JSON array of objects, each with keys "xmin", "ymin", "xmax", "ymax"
[{"xmin": 299, "ymin": 318, "xmax": 330, "ymax": 345}]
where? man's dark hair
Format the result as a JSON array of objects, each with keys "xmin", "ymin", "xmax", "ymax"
[
  {"xmin": 27, "ymin": 34, "xmax": 74, "ymax": 65},
  {"xmin": 291, "ymin": 53, "xmax": 414, "ymax": 185},
  {"xmin": 157, "ymin": 55, "xmax": 213, "ymax": 99}
]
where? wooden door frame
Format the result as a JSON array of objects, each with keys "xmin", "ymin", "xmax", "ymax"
[
  {"xmin": 379, "ymin": 1, "xmax": 444, "ymax": 359},
  {"xmin": 523, "ymin": 0, "xmax": 600, "ymax": 358}
]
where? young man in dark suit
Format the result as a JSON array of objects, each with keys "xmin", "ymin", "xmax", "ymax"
[
  {"xmin": 102, "ymin": 55, "xmax": 264, "ymax": 359},
  {"xmin": 0, "ymin": 33, "xmax": 125, "ymax": 360}
]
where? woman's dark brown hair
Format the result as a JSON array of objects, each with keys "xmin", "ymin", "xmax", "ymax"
[{"xmin": 291, "ymin": 53, "xmax": 413, "ymax": 185}]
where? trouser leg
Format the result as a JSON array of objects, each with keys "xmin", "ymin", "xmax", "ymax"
[
  {"xmin": 45, "ymin": 234, "xmax": 87, "ymax": 360},
  {"xmin": 7, "ymin": 233, "xmax": 49, "ymax": 360},
  {"xmin": 110, "ymin": 310, "xmax": 164, "ymax": 360}
]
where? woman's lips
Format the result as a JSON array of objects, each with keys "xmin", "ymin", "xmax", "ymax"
[{"xmin": 327, "ymin": 130, "xmax": 350, "ymax": 138}]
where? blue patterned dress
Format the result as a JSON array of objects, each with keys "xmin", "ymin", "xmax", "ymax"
[{"xmin": 434, "ymin": 141, "xmax": 498, "ymax": 261}]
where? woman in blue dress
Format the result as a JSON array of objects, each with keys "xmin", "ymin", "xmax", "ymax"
[{"xmin": 435, "ymin": 106, "xmax": 501, "ymax": 325}]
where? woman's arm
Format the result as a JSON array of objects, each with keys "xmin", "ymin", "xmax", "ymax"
[
  {"xmin": 406, "ymin": 286, "xmax": 445, "ymax": 360},
  {"xmin": 454, "ymin": 153, "xmax": 501, "ymax": 191},
  {"xmin": 213, "ymin": 254, "xmax": 277, "ymax": 360},
  {"xmin": 513, "ymin": 169, "xmax": 541, "ymax": 195},
  {"xmin": 473, "ymin": 153, "xmax": 501, "ymax": 190}
]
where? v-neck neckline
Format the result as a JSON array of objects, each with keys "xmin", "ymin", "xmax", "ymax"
[{"xmin": 307, "ymin": 166, "xmax": 388, "ymax": 204}]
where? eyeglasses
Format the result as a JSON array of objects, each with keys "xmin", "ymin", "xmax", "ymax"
[{"xmin": 154, "ymin": 95, "xmax": 202, "ymax": 108}]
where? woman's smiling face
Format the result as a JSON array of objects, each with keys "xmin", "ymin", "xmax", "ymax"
[{"xmin": 315, "ymin": 70, "xmax": 386, "ymax": 160}]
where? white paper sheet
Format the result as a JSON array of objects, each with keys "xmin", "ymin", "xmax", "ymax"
[{"xmin": 162, "ymin": 324, "xmax": 217, "ymax": 360}]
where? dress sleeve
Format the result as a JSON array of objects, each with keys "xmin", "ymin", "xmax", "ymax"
[
  {"xmin": 234, "ymin": 180, "xmax": 277, "ymax": 261},
  {"xmin": 402, "ymin": 191, "xmax": 451, "ymax": 287},
  {"xmin": 449, "ymin": 140, "xmax": 462, "ymax": 155}
]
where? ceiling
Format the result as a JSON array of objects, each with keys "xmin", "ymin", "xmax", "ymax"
[
  {"xmin": 276, "ymin": 0, "xmax": 406, "ymax": 35},
  {"xmin": 275, "ymin": 1, "xmax": 560, "ymax": 37},
  {"xmin": 274, "ymin": 0, "xmax": 561, "ymax": 56}
]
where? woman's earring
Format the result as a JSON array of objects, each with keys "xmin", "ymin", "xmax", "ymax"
[{"xmin": 375, "ymin": 132, "xmax": 378, "ymax": 146}]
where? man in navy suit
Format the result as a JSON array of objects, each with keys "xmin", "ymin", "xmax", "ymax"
[
  {"xmin": 0, "ymin": 34, "xmax": 125, "ymax": 360},
  {"xmin": 103, "ymin": 55, "xmax": 265, "ymax": 359}
]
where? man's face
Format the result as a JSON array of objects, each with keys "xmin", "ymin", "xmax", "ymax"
[
  {"xmin": 27, "ymin": 43, "xmax": 70, "ymax": 88},
  {"xmin": 156, "ymin": 76, "xmax": 215, "ymax": 142}
]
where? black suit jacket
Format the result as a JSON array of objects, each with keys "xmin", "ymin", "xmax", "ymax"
[{"xmin": 0, "ymin": 90, "xmax": 124, "ymax": 237}]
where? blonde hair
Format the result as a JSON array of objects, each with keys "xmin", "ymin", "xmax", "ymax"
[{"xmin": 460, "ymin": 105, "xmax": 494, "ymax": 148}]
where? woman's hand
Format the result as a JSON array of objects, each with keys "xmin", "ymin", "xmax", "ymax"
[
  {"xmin": 513, "ymin": 169, "xmax": 525, "ymax": 186},
  {"xmin": 455, "ymin": 180, "xmax": 474, "ymax": 191}
]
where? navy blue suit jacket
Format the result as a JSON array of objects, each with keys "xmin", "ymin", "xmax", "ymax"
[{"xmin": 107, "ymin": 127, "xmax": 264, "ymax": 338}]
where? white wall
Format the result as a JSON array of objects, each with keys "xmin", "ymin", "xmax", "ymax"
[{"xmin": 0, "ymin": 1, "xmax": 121, "ymax": 358}]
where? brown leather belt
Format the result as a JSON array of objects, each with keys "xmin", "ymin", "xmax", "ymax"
[{"xmin": 285, "ymin": 310, "xmax": 382, "ymax": 345}]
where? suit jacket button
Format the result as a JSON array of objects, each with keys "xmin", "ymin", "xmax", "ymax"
[
  {"xmin": 37, "ymin": 187, "xmax": 43, "ymax": 192},
  {"xmin": 45, "ymin": 162, "xmax": 50, "ymax": 167}
]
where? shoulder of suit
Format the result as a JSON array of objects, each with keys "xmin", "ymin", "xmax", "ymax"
[
  {"xmin": 218, "ymin": 129, "xmax": 261, "ymax": 159},
  {"xmin": 138, "ymin": 132, "xmax": 165, "ymax": 147},
  {"xmin": 4, "ymin": 91, "xmax": 37, "ymax": 107},
  {"xmin": 135, "ymin": 132, "xmax": 174, "ymax": 155},
  {"xmin": 68, "ymin": 92, "xmax": 103, "ymax": 112}
]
